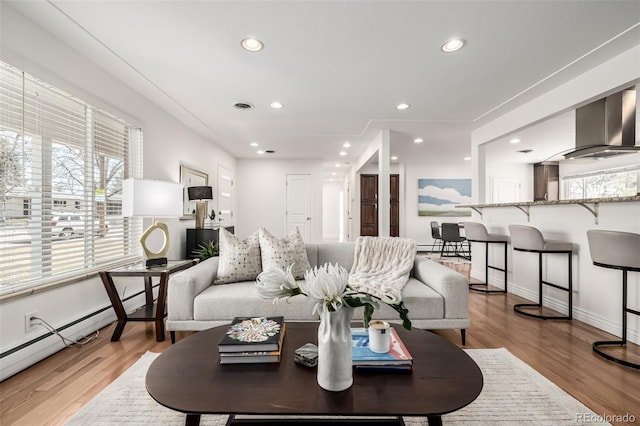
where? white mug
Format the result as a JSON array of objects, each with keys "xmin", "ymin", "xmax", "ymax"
[{"xmin": 368, "ymin": 320, "xmax": 391, "ymax": 353}]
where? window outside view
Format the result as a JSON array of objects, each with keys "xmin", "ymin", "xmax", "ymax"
[
  {"xmin": 562, "ymin": 167, "xmax": 639, "ymax": 200},
  {"xmin": 0, "ymin": 61, "xmax": 142, "ymax": 294}
]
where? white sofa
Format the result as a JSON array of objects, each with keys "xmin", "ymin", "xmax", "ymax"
[{"xmin": 167, "ymin": 242, "xmax": 470, "ymax": 344}]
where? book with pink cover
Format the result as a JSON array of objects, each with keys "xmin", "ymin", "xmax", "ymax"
[{"xmin": 351, "ymin": 327, "xmax": 413, "ymax": 366}]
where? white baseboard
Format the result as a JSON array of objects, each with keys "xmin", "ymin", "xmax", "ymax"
[
  {"xmin": 506, "ymin": 282, "xmax": 638, "ymax": 344},
  {"xmin": 0, "ymin": 310, "xmax": 116, "ymax": 382}
]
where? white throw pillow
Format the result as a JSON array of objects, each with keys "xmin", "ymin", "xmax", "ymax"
[
  {"xmin": 259, "ymin": 227, "xmax": 311, "ymax": 279},
  {"xmin": 215, "ymin": 229, "xmax": 262, "ymax": 284}
]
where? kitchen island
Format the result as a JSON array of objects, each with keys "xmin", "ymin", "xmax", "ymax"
[{"xmin": 457, "ymin": 195, "xmax": 640, "ymax": 344}]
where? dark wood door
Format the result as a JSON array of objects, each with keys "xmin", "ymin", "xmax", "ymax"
[
  {"xmin": 360, "ymin": 174, "xmax": 399, "ymax": 237},
  {"xmin": 360, "ymin": 174, "xmax": 378, "ymax": 236},
  {"xmin": 390, "ymin": 174, "xmax": 399, "ymax": 237}
]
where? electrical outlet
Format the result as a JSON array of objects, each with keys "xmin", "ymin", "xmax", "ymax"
[{"xmin": 25, "ymin": 311, "xmax": 38, "ymax": 332}]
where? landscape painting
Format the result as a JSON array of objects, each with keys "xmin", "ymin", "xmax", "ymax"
[{"xmin": 418, "ymin": 178, "xmax": 472, "ymax": 217}]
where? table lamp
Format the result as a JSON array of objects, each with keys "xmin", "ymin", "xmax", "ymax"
[
  {"xmin": 123, "ymin": 178, "xmax": 183, "ymax": 268},
  {"xmin": 188, "ymin": 186, "xmax": 213, "ymax": 229}
]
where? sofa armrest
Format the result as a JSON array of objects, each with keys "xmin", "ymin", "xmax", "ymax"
[
  {"xmin": 412, "ymin": 257, "xmax": 469, "ymax": 319},
  {"xmin": 168, "ymin": 257, "xmax": 219, "ymax": 321}
]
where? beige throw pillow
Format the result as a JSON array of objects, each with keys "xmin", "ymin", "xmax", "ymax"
[
  {"xmin": 259, "ymin": 227, "xmax": 311, "ymax": 279},
  {"xmin": 215, "ymin": 229, "xmax": 262, "ymax": 284}
]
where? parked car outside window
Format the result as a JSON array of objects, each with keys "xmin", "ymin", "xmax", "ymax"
[{"xmin": 51, "ymin": 214, "xmax": 109, "ymax": 238}]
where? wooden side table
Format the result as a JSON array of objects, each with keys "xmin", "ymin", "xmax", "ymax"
[{"xmin": 99, "ymin": 259, "xmax": 196, "ymax": 342}]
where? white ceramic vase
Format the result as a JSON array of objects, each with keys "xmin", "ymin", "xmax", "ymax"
[{"xmin": 317, "ymin": 306, "xmax": 353, "ymax": 392}]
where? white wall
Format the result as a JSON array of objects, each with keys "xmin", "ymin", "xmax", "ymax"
[
  {"xmin": 484, "ymin": 161, "xmax": 533, "ymax": 202},
  {"xmin": 404, "ymin": 162, "xmax": 472, "ymax": 249},
  {"xmin": 235, "ymin": 159, "xmax": 323, "ymax": 241},
  {"xmin": 0, "ymin": 4, "xmax": 236, "ymax": 380},
  {"xmin": 322, "ymin": 181, "xmax": 342, "ymax": 241}
]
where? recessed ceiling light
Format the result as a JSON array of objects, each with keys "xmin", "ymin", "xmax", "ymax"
[
  {"xmin": 250, "ymin": 142, "xmax": 259, "ymax": 147},
  {"xmin": 391, "ymin": 156, "xmax": 399, "ymax": 161},
  {"xmin": 257, "ymin": 150, "xmax": 265, "ymax": 155},
  {"xmin": 343, "ymin": 142, "xmax": 351, "ymax": 148},
  {"xmin": 441, "ymin": 38, "xmax": 466, "ymax": 53},
  {"xmin": 510, "ymin": 138, "xmax": 521, "ymax": 144},
  {"xmin": 414, "ymin": 138, "xmax": 424, "ymax": 143},
  {"xmin": 241, "ymin": 38, "xmax": 264, "ymax": 52},
  {"xmin": 464, "ymin": 156, "xmax": 471, "ymax": 161},
  {"xmin": 339, "ymin": 151, "xmax": 347, "ymax": 156},
  {"xmin": 335, "ymin": 163, "xmax": 341, "ymax": 168},
  {"xmin": 270, "ymin": 102, "xmax": 283, "ymax": 109},
  {"xmin": 331, "ymin": 172, "xmax": 336, "ymax": 176},
  {"xmin": 396, "ymin": 103, "xmax": 410, "ymax": 110}
]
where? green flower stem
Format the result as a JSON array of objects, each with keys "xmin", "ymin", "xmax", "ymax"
[{"xmin": 343, "ymin": 293, "xmax": 412, "ymax": 330}]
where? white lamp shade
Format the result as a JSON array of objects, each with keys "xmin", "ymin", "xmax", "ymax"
[{"xmin": 122, "ymin": 178, "xmax": 183, "ymax": 218}]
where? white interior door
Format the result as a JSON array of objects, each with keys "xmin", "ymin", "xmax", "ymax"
[
  {"xmin": 286, "ymin": 174, "xmax": 311, "ymax": 241},
  {"xmin": 491, "ymin": 177, "xmax": 521, "ymax": 203},
  {"xmin": 217, "ymin": 165, "xmax": 234, "ymax": 225}
]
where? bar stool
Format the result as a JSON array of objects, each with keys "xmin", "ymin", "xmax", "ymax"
[
  {"xmin": 587, "ymin": 230, "xmax": 640, "ymax": 369},
  {"xmin": 464, "ymin": 222, "xmax": 508, "ymax": 294},
  {"xmin": 441, "ymin": 223, "xmax": 470, "ymax": 260},
  {"xmin": 509, "ymin": 225, "xmax": 573, "ymax": 320},
  {"xmin": 429, "ymin": 221, "xmax": 443, "ymax": 254}
]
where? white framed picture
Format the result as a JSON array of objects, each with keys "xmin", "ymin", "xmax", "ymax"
[{"xmin": 180, "ymin": 165, "xmax": 208, "ymax": 219}]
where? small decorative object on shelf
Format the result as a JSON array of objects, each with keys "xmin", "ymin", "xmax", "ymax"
[
  {"xmin": 256, "ymin": 263, "xmax": 411, "ymax": 392},
  {"xmin": 294, "ymin": 343, "xmax": 318, "ymax": 367}
]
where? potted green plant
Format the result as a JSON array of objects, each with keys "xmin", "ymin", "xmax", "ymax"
[{"xmin": 192, "ymin": 241, "xmax": 219, "ymax": 260}]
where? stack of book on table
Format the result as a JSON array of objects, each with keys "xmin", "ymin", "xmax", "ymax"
[
  {"xmin": 351, "ymin": 327, "xmax": 413, "ymax": 372},
  {"xmin": 218, "ymin": 316, "xmax": 285, "ymax": 364}
]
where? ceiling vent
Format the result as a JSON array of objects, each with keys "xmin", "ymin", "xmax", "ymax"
[{"xmin": 234, "ymin": 102, "xmax": 253, "ymax": 110}]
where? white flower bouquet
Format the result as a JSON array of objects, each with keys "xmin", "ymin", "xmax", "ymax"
[{"xmin": 256, "ymin": 263, "xmax": 411, "ymax": 330}]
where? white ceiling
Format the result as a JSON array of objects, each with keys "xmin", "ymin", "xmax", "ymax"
[{"xmin": 7, "ymin": 0, "xmax": 640, "ymax": 179}]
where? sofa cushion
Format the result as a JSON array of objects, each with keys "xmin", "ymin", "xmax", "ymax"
[
  {"xmin": 194, "ymin": 276, "xmax": 444, "ymax": 323},
  {"xmin": 316, "ymin": 242, "xmax": 355, "ymax": 269},
  {"xmin": 215, "ymin": 229, "xmax": 262, "ymax": 284},
  {"xmin": 194, "ymin": 281, "xmax": 319, "ymax": 321},
  {"xmin": 259, "ymin": 227, "xmax": 311, "ymax": 279},
  {"xmin": 351, "ymin": 277, "xmax": 444, "ymax": 321}
]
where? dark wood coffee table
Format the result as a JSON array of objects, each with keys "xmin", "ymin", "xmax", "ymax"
[{"xmin": 146, "ymin": 322, "xmax": 483, "ymax": 426}]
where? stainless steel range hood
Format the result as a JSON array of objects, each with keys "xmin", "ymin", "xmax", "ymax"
[{"xmin": 564, "ymin": 87, "xmax": 639, "ymax": 159}]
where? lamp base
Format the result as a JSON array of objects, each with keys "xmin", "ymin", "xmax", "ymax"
[
  {"xmin": 195, "ymin": 201, "xmax": 206, "ymax": 229},
  {"xmin": 146, "ymin": 257, "xmax": 168, "ymax": 268}
]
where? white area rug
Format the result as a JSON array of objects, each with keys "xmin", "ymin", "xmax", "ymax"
[{"xmin": 66, "ymin": 348, "xmax": 608, "ymax": 426}]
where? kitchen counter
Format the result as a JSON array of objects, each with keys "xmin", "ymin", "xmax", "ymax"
[
  {"xmin": 455, "ymin": 195, "xmax": 639, "ymax": 345},
  {"xmin": 457, "ymin": 195, "xmax": 640, "ymax": 224}
]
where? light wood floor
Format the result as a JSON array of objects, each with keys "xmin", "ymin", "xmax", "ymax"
[{"xmin": 1, "ymin": 259, "xmax": 639, "ymax": 426}]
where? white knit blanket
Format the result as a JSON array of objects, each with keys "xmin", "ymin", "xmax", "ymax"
[{"xmin": 348, "ymin": 236, "xmax": 417, "ymax": 304}]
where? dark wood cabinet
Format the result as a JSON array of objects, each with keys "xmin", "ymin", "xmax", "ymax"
[
  {"xmin": 186, "ymin": 227, "xmax": 234, "ymax": 259},
  {"xmin": 533, "ymin": 163, "xmax": 559, "ymax": 201}
]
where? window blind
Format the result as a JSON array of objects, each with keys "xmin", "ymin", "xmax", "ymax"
[{"xmin": 0, "ymin": 61, "xmax": 143, "ymax": 295}]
